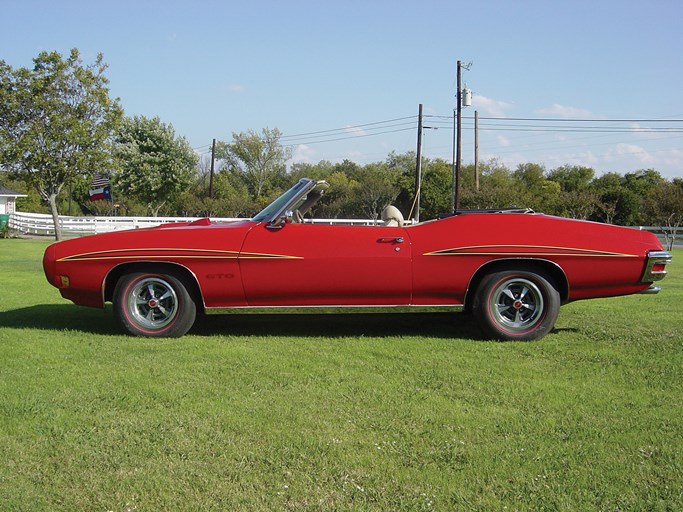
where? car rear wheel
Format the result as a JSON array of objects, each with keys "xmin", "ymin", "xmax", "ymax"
[
  {"xmin": 473, "ymin": 270, "xmax": 560, "ymax": 341},
  {"xmin": 113, "ymin": 272, "xmax": 196, "ymax": 337}
]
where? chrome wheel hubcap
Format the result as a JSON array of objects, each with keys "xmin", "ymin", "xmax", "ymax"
[
  {"xmin": 490, "ymin": 278, "xmax": 544, "ymax": 332},
  {"xmin": 127, "ymin": 277, "xmax": 178, "ymax": 330}
]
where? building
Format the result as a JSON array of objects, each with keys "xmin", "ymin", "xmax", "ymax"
[{"xmin": 0, "ymin": 185, "xmax": 27, "ymax": 215}]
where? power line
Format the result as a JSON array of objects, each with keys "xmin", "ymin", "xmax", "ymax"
[
  {"xmin": 196, "ymin": 115, "xmax": 419, "ymax": 151},
  {"xmin": 491, "ymin": 133, "xmax": 683, "ymax": 156},
  {"xmin": 426, "ymin": 114, "xmax": 683, "ymax": 123},
  {"xmin": 279, "ymin": 115, "xmax": 417, "ymax": 140},
  {"xmin": 280, "ymin": 121, "xmax": 417, "ymax": 144},
  {"xmin": 196, "ymin": 113, "xmax": 683, "ymax": 158},
  {"xmin": 479, "ymin": 126, "xmax": 683, "ymax": 133},
  {"xmin": 281, "ymin": 126, "xmax": 416, "ymax": 147}
]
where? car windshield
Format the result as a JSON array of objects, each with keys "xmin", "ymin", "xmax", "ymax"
[{"xmin": 251, "ymin": 179, "xmax": 313, "ymax": 222}]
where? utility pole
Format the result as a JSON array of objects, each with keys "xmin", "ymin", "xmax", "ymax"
[
  {"xmin": 451, "ymin": 106, "xmax": 456, "ymax": 213},
  {"xmin": 209, "ymin": 138, "xmax": 216, "ymax": 198},
  {"xmin": 414, "ymin": 103, "xmax": 423, "ymax": 222},
  {"xmin": 475, "ymin": 110, "xmax": 479, "ymax": 191},
  {"xmin": 451, "ymin": 60, "xmax": 472, "ymax": 212},
  {"xmin": 455, "ymin": 60, "xmax": 463, "ymax": 212}
]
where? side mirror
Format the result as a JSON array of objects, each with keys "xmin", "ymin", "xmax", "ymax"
[{"xmin": 266, "ymin": 211, "xmax": 293, "ymax": 231}]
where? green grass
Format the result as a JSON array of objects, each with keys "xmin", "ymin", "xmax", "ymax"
[{"xmin": 1, "ymin": 239, "xmax": 682, "ymax": 511}]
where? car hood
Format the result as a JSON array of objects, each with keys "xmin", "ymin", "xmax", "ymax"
[{"xmin": 45, "ymin": 218, "xmax": 257, "ymax": 261}]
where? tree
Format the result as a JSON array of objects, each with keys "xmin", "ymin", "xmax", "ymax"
[
  {"xmin": 410, "ymin": 158, "xmax": 452, "ymax": 219},
  {"xmin": 349, "ymin": 163, "xmax": 400, "ymax": 221},
  {"xmin": 513, "ymin": 162, "xmax": 546, "ymax": 191},
  {"xmin": 115, "ymin": 116, "xmax": 198, "ymax": 216},
  {"xmin": 0, "ymin": 49, "xmax": 122, "ymax": 240},
  {"xmin": 598, "ymin": 187, "xmax": 641, "ymax": 225},
  {"xmin": 554, "ymin": 190, "xmax": 599, "ymax": 220},
  {"xmin": 623, "ymin": 169, "xmax": 664, "ymax": 197},
  {"xmin": 334, "ymin": 159, "xmax": 362, "ymax": 177},
  {"xmin": 588, "ymin": 172, "xmax": 643, "ymax": 225},
  {"xmin": 510, "ymin": 162, "xmax": 563, "ymax": 212},
  {"xmin": 310, "ymin": 171, "xmax": 360, "ymax": 219},
  {"xmin": 547, "ymin": 164, "xmax": 595, "ymax": 192},
  {"xmin": 642, "ymin": 180, "xmax": 683, "ymax": 250},
  {"xmin": 460, "ymin": 159, "xmax": 526, "ymax": 210},
  {"xmin": 216, "ymin": 128, "xmax": 291, "ymax": 204},
  {"xmin": 289, "ymin": 160, "xmax": 335, "ymax": 182},
  {"xmin": 591, "ymin": 172, "xmax": 623, "ymax": 191}
]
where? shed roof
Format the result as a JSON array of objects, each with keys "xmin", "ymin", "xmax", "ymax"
[{"xmin": 0, "ymin": 185, "xmax": 27, "ymax": 197}]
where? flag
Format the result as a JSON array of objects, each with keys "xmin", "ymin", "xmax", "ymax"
[
  {"xmin": 89, "ymin": 186, "xmax": 112, "ymax": 201},
  {"xmin": 89, "ymin": 173, "xmax": 112, "ymax": 202}
]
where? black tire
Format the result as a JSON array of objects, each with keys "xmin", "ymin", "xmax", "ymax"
[
  {"xmin": 113, "ymin": 272, "xmax": 196, "ymax": 337},
  {"xmin": 472, "ymin": 270, "xmax": 560, "ymax": 341}
]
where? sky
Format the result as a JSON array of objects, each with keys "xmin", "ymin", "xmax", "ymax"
[{"xmin": 2, "ymin": 0, "xmax": 683, "ymax": 178}]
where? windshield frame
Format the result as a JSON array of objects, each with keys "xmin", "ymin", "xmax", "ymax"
[{"xmin": 251, "ymin": 178, "xmax": 317, "ymax": 223}]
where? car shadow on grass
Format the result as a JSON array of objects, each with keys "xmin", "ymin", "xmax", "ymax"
[
  {"xmin": 0, "ymin": 304, "xmax": 118, "ymax": 335},
  {"xmin": 0, "ymin": 305, "xmax": 486, "ymax": 340},
  {"xmin": 191, "ymin": 312, "xmax": 484, "ymax": 340}
]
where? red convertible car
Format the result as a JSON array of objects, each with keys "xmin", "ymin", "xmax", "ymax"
[{"xmin": 43, "ymin": 178, "xmax": 671, "ymax": 340}]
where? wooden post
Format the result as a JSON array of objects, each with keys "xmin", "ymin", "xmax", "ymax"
[
  {"xmin": 455, "ymin": 60, "xmax": 462, "ymax": 211},
  {"xmin": 209, "ymin": 138, "xmax": 216, "ymax": 198},
  {"xmin": 414, "ymin": 103, "xmax": 423, "ymax": 222},
  {"xmin": 475, "ymin": 110, "xmax": 479, "ymax": 191}
]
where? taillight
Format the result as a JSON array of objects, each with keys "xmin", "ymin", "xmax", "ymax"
[{"xmin": 640, "ymin": 251, "xmax": 672, "ymax": 282}]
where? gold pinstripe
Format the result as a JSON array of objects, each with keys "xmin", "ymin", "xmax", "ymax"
[
  {"xmin": 58, "ymin": 248, "xmax": 302, "ymax": 262},
  {"xmin": 423, "ymin": 244, "xmax": 638, "ymax": 258}
]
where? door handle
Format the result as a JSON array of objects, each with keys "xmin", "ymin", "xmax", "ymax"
[{"xmin": 378, "ymin": 237, "xmax": 404, "ymax": 244}]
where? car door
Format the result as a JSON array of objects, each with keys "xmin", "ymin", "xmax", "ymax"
[{"xmin": 239, "ymin": 222, "xmax": 412, "ymax": 306}]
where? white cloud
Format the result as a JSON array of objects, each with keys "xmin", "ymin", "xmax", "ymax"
[
  {"xmin": 291, "ymin": 144, "xmax": 316, "ymax": 164},
  {"xmin": 473, "ymin": 95, "xmax": 513, "ymax": 117},
  {"xmin": 628, "ymin": 122, "xmax": 673, "ymax": 140},
  {"xmin": 662, "ymin": 147, "xmax": 683, "ymax": 165},
  {"xmin": 225, "ymin": 84, "xmax": 245, "ymax": 93},
  {"xmin": 343, "ymin": 150, "xmax": 367, "ymax": 162},
  {"xmin": 611, "ymin": 143, "xmax": 657, "ymax": 165},
  {"xmin": 537, "ymin": 104, "xmax": 595, "ymax": 119},
  {"xmin": 497, "ymin": 135, "xmax": 511, "ymax": 147}
]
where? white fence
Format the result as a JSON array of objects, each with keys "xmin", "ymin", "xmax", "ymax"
[
  {"xmin": 8, "ymin": 211, "xmax": 381, "ymax": 236},
  {"xmin": 6, "ymin": 212, "xmax": 681, "ymax": 245},
  {"xmin": 637, "ymin": 226, "xmax": 682, "ymax": 250}
]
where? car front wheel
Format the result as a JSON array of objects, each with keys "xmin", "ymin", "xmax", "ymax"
[
  {"xmin": 113, "ymin": 272, "xmax": 196, "ymax": 337},
  {"xmin": 473, "ymin": 270, "xmax": 560, "ymax": 341}
]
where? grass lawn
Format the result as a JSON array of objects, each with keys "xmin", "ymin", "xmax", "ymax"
[{"xmin": 1, "ymin": 239, "xmax": 682, "ymax": 511}]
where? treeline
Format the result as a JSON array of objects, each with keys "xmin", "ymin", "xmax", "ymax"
[{"xmin": 4, "ymin": 144, "xmax": 682, "ymax": 230}]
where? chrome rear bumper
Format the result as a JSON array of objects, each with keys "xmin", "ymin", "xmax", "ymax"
[
  {"xmin": 640, "ymin": 251, "xmax": 672, "ymax": 283},
  {"xmin": 639, "ymin": 285, "xmax": 662, "ymax": 294}
]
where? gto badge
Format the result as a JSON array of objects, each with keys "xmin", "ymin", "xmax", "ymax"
[{"xmin": 206, "ymin": 273, "xmax": 234, "ymax": 280}]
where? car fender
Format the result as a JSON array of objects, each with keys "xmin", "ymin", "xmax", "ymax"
[
  {"xmin": 464, "ymin": 257, "xmax": 570, "ymax": 309},
  {"xmin": 103, "ymin": 260, "xmax": 206, "ymax": 311}
]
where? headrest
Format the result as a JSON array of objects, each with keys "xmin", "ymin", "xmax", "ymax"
[{"xmin": 381, "ymin": 205, "xmax": 404, "ymax": 226}]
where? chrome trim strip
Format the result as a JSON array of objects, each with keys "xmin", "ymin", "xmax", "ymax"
[
  {"xmin": 205, "ymin": 304, "xmax": 464, "ymax": 315},
  {"xmin": 640, "ymin": 250, "xmax": 672, "ymax": 282}
]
